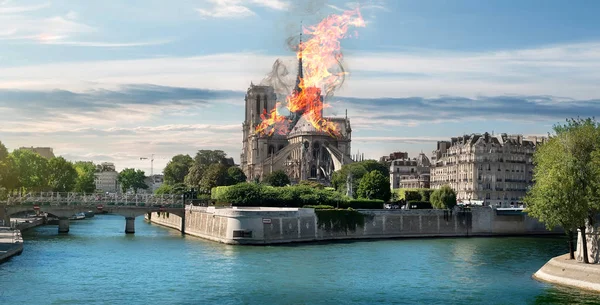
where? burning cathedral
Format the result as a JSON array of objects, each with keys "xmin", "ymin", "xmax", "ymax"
[
  {"xmin": 240, "ymin": 55, "xmax": 354, "ymax": 185},
  {"xmin": 240, "ymin": 9, "xmax": 365, "ymax": 184}
]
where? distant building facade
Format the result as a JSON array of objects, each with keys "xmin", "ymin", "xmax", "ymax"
[
  {"xmin": 94, "ymin": 162, "xmax": 118, "ymax": 193},
  {"xmin": 19, "ymin": 147, "xmax": 55, "ymax": 159},
  {"xmin": 146, "ymin": 174, "xmax": 164, "ymax": 193},
  {"xmin": 389, "ymin": 152, "xmax": 431, "ymax": 190},
  {"xmin": 380, "ymin": 151, "xmax": 408, "ymax": 164},
  {"xmin": 430, "ymin": 133, "xmax": 546, "ymax": 207}
]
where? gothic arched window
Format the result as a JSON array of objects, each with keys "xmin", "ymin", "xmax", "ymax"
[{"xmin": 256, "ymin": 95, "xmax": 261, "ymax": 118}]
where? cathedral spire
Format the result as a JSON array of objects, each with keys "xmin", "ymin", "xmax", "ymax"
[{"xmin": 294, "ymin": 23, "xmax": 303, "ymax": 93}]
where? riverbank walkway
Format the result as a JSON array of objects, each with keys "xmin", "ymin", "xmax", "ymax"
[
  {"xmin": 0, "ymin": 227, "xmax": 23, "ymax": 264},
  {"xmin": 534, "ymin": 253, "xmax": 600, "ymax": 292}
]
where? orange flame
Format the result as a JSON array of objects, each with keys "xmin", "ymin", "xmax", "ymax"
[
  {"xmin": 255, "ymin": 103, "xmax": 289, "ymax": 136},
  {"xmin": 256, "ymin": 8, "xmax": 365, "ymax": 137}
]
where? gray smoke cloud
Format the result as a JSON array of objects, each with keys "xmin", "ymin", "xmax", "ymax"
[{"xmin": 259, "ymin": 0, "xmax": 351, "ymax": 105}]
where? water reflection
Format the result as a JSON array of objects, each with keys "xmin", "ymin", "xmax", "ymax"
[{"xmin": 533, "ymin": 286, "xmax": 600, "ymax": 304}]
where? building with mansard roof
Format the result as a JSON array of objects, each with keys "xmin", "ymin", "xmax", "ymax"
[
  {"xmin": 430, "ymin": 132, "xmax": 546, "ymax": 207},
  {"xmin": 389, "ymin": 152, "xmax": 431, "ymax": 190},
  {"xmin": 240, "ymin": 51, "xmax": 354, "ymax": 185}
]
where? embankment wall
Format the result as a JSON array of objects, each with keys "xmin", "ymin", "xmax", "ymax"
[{"xmin": 147, "ymin": 206, "xmax": 560, "ymax": 245}]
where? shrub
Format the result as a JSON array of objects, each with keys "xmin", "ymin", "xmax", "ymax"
[
  {"xmin": 340, "ymin": 199, "xmax": 384, "ymax": 209},
  {"xmin": 263, "ymin": 170, "xmax": 290, "ymax": 187},
  {"xmin": 216, "ymin": 183, "xmax": 348, "ymax": 207},
  {"xmin": 303, "ymin": 205, "xmax": 335, "ymax": 209},
  {"xmin": 430, "ymin": 185, "xmax": 457, "ymax": 209},
  {"xmin": 211, "ymin": 186, "xmax": 230, "ymax": 200},
  {"xmin": 221, "ymin": 183, "xmax": 262, "ymax": 206},
  {"xmin": 407, "ymin": 200, "xmax": 433, "ymax": 209},
  {"xmin": 397, "ymin": 188, "xmax": 433, "ymax": 202},
  {"xmin": 299, "ymin": 180, "xmax": 325, "ymax": 189}
]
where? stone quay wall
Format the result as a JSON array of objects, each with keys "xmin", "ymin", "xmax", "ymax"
[
  {"xmin": 147, "ymin": 206, "xmax": 561, "ymax": 245},
  {"xmin": 534, "ymin": 253, "xmax": 600, "ymax": 292}
]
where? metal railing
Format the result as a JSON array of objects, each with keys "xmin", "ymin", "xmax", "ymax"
[{"xmin": 2, "ymin": 192, "xmax": 185, "ymax": 207}]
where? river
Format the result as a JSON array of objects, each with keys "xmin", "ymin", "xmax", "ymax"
[{"xmin": 0, "ymin": 214, "xmax": 598, "ymax": 305}]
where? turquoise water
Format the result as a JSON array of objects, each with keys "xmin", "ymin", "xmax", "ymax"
[{"xmin": 0, "ymin": 215, "xmax": 599, "ymax": 305}]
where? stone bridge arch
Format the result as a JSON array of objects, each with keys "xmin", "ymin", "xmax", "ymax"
[{"xmin": 1, "ymin": 204, "xmax": 185, "ymax": 234}]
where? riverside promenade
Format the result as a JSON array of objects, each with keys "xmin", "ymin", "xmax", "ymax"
[
  {"xmin": 534, "ymin": 254, "xmax": 600, "ymax": 292},
  {"xmin": 0, "ymin": 227, "xmax": 23, "ymax": 264}
]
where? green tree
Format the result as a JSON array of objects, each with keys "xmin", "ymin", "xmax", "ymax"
[
  {"xmin": 0, "ymin": 141, "xmax": 8, "ymax": 161},
  {"xmin": 226, "ymin": 167, "xmax": 247, "ymax": 185},
  {"xmin": 430, "ymin": 185, "xmax": 457, "ymax": 209},
  {"xmin": 263, "ymin": 170, "xmax": 290, "ymax": 187},
  {"xmin": 331, "ymin": 162, "xmax": 368, "ymax": 197},
  {"xmin": 154, "ymin": 183, "xmax": 187, "ymax": 195},
  {"xmin": 48, "ymin": 157, "xmax": 77, "ymax": 192},
  {"xmin": 360, "ymin": 159, "xmax": 390, "ymax": 177},
  {"xmin": 163, "ymin": 154, "xmax": 194, "ymax": 185},
  {"xmin": 11, "ymin": 149, "xmax": 50, "ymax": 192},
  {"xmin": 74, "ymin": 161, "xmax": 97, "ymax": 193},
  {"xmin": 299, "ymin": 180, "xmax": 325, "ymax": 189},
  {"xmin": 356, "ymin": 170, "xmax": 391, "ymax": 201},
  {"xmin": 185, "ymin": 150, "xmax": 230, "ymax": 187},
  {"xmin": 0, "ymin": 154, "xmax": 18, "ymax": 195},
  {"xmin": 525, "ymin": 118, "xmax": 600, "ymax": 262},
  {"xmin": 118, "ymin": 168, "xmax": 149, "ymax": 194},
  {"xmin": 199, "ymin": 163, "xmax": 230, "ymax": 193}
]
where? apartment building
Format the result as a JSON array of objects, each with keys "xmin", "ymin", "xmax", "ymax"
[
  {"xmin": 430, "ymin": 133, "xmax": 546, "ymax": 207},
  {"xmin": 94, "ymin": 162, "xmax": 118, "ymax": 193},
  {"xmin": 389, "ymin": 152, "xmax": 431, "ymax": 190}
]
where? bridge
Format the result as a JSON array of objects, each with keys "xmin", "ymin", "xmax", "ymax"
[{"xmin": 0, "ymin": 192, "xmax": 187, "ymax": 234}]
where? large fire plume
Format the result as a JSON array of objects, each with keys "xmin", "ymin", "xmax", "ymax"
[{"xmin": 255, "ymin": 8, "xmax": 365, "ymax": 137}]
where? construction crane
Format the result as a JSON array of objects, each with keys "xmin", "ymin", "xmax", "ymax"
[
  {"xmin": 140, "ymin": 154, "xmax": 155, "ymax": 178},
  {"xmin": 140, "ymin": 154, "xmax": 169, "ymax": 188}
]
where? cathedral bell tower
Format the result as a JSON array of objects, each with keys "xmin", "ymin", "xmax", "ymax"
[{"xmin": 241, "ymin": 84, "xmax": 278, "ymax": 181}]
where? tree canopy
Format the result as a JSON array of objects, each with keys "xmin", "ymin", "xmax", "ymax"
[
  {"xmin": 163, "ymin": 154, "xmax": 194, "ymax": 185},
  {"xmin": 263, "ymin": 170, "xmax": 290, "ymax": 187},
  {"xmin": 74, "ymin": 161, "xmax": 97, "ymax": 193},
  {"xmin": 48, "ymin": 157, "xmax": 77, "ymax": 192},
  {"xmin": 199, "ymin": 163, "xmax": 230, "ymax": 193},
  {"xmin": 331, "ymin": 160, "xmax": 389, "ymax": 198},
  {"xmin": 430, "ymin": 185, "xmax": 457, "ymax": 209},
  {"xmin": 154, "ymin": 182, "xmax": 187, "ymax": 195},
  {"xmin": 11, "ymin": 149, "xmax": 49, "ymax": 192},
  {"xmin": 356, "ymin": 170, "xmax": 391, "ymax": 201},
  {"xmin": 185, "ymin": 150, "xmax": 230, "ymax": 188},
  {"xmin": 226, "ymin": 167, "xmax": 247, "ymax": 185},
  {"xmin": 525, "ymin": 117, "xmax": 600, "ymax": 262},
  {"xmin": 118, "ymin": 168, "xmax": 148, "ymax": 194}
]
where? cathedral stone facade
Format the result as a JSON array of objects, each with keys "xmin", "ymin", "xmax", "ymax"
[{"xmin": 240, "ymin": 60, "xmax": 353, "ymax": 184}]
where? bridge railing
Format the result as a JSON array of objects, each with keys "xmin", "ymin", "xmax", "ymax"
[{"xmin": 2, "ymin": 192, "xmax": 185, "ymax": 207}]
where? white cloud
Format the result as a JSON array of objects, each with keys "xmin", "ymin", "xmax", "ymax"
[
  {"xmin": 196, "ymin": 0, "xmax": 289, "ymax": 18},
  {"xmin": 0, "ymin": 2, "xmax": 50, "ymax": 14},
  {"xmin": 65, "ymin": 10, "xmax": 78, "ymax": 20},
  {"xmin": 0, "ymin": 15, "xmax": 95, "ymax": 41},
  {"xmin": 1, "ymin": 41, "xmax": 600, "ymax": 99},
  {"xmin": 249, "ymin": 0, "xmax": 289, "ymax": 10},
  {"xmin": 40, "ymin": 39, "xmax": 171, "ymax": 47},
  {"xmin": 0, "ymin": 4, "xmax": 170, "ymax": 48}
]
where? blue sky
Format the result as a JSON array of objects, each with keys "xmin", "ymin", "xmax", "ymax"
[{"xmin": 1, "ymin": 0, "xmax": 599, "ymax": 174}]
